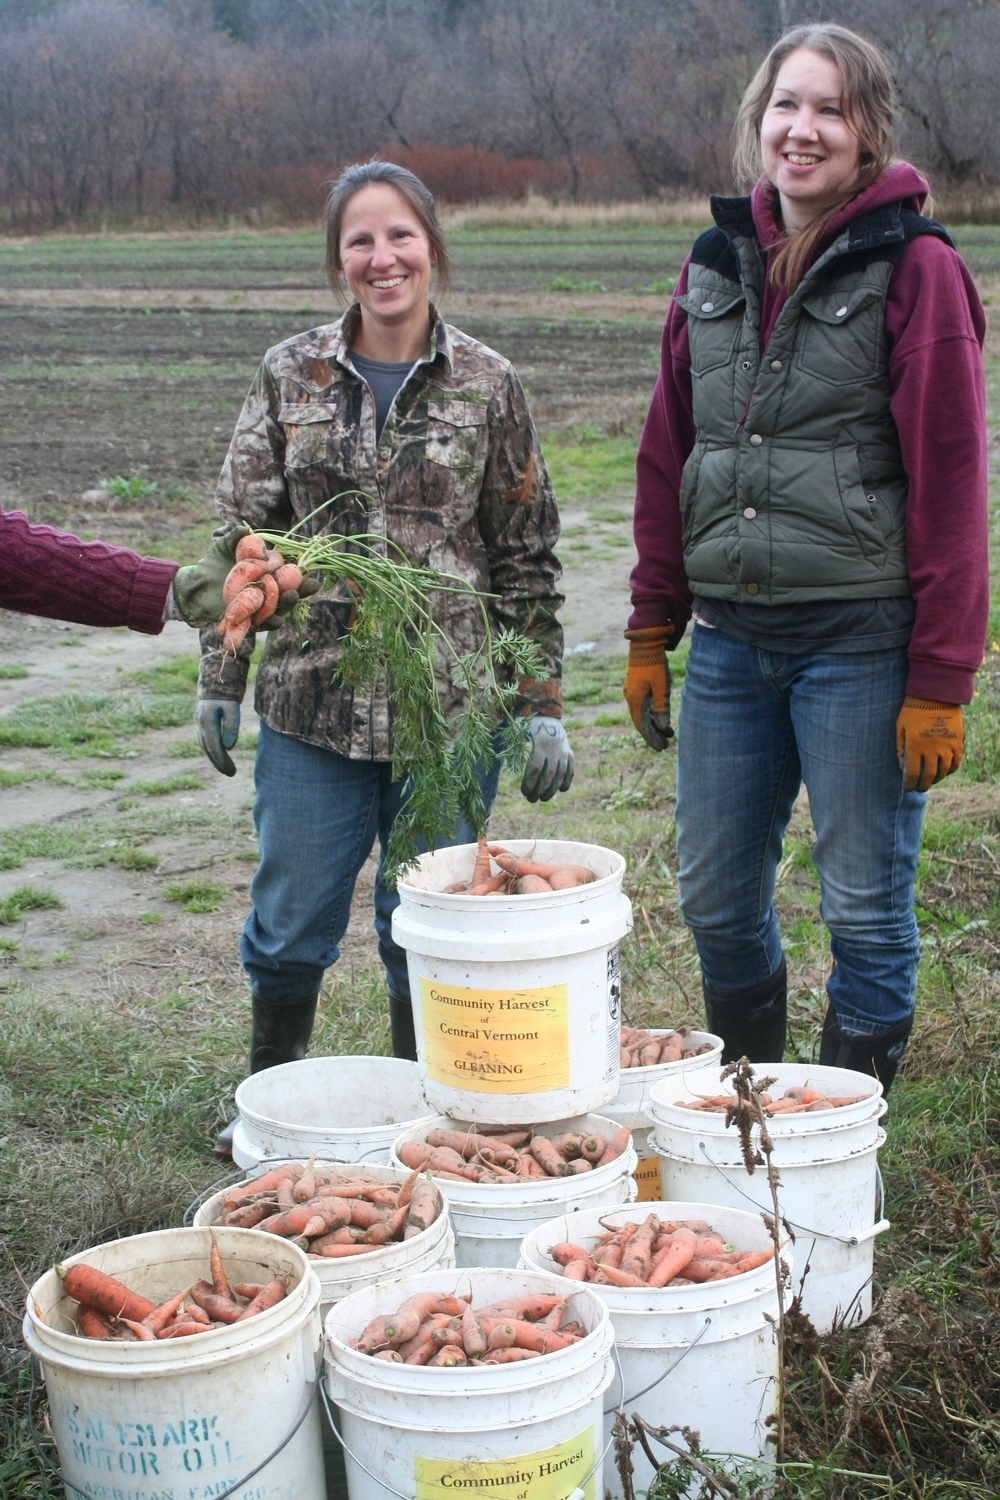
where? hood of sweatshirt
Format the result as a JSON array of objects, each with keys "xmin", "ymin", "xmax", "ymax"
[{"xmin": 751, "ymin": 161, "xmax": 931, "ymax": 254}]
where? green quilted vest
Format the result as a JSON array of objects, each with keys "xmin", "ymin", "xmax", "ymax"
[{"xmin": 678, "ymin": 195, "xmax": 951, "ymax": 603}]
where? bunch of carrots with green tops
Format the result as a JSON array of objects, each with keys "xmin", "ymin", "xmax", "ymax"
[
  {"xmin": 350, "ymin": 1289, "xmax": 587, "ymax": 1367},
  {"xmin": 397, "ymin": 1123, "xmax": 631, "ymax": 1183},
  {"xmin": 213, "ymin": 1160, "xmax": 441, "ymax": 1260},
  {"xmin": 440, "ymin": 838, "xmax": 597, "ymax": 896},
  {"xmin": 217, "ymin": 534, "xmax": 309, "ymax": 651},
  {"xmin": 52, "ymin": 1241, "xmax": 286, "ymax": 1341},
  {"xmin": 545, "ymin": 1213, "xmax": 777, "ymax": 1289},
  {"xmin": 678, "ymin": 1082, "xmax": 872, "ymax": 1115},
  {"xmin": 620, "ymin": 1024, "xmax": 715, "ymax": 1069}
]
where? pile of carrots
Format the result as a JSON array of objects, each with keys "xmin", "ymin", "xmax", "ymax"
[
  {"xmin": 620, "ymin": 1024, "xmax": 715, "ymax": 1069},
  {"xmin": 350, "ymin": 1289, "xmax": 587, "ymax": 1366},
  {"xmin": 398, "ymin": 1123, "xmax": 631, "ymax": 1183},
  {"xmin": 677, "ymin": 1083, "xmax": 872, "ymax": 1116},
  {"xmin": 212, "ymin": 1160, "xmax": 441, "ymax": 1259},
  {"xmin": 545, "ymin": 1213, "xmax": 776, "ymax": 1288},
  {"xmin": 219, "ymin": 535, "xmax": 303, "ymax": 652},
  {"xmin": 55, "ymin": 1241, "xmax": 286, "ymax": 1340},
  {"xmin": 440, "ymin": 838, "xmax": 596, "ymax": 896}
]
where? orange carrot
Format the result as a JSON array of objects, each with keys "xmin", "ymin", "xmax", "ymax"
[
  {"xmin": 599, "ymin": 1265, "xmax": 646, "ymax": 1288},
  {"xmin": 292, "ymin": 1155, "xmax": 318, "ymax": 1203},
  {"xmin": 620, "ymin": 1214, "xmax": 659, "ymax": 1281},
  {"xmin": 77, "ymin": 1307, "xmax": 114, "ymax": 1339},
  {"xmin": 235, "ymin": 1278, "xmax": 286, "ymax": 1320},
  {"xmin": 223, "ymin": 558, "xmax": 269, "ymax": 603},
  {"xmin": 486, "ymin": 1323, "xmax": 518, "ymax": 1350},
  {"xmin": 482, "ymin": 1348, "xmax": 541, "ymax": 1362},
  {"xmin": 252, "ymin": 572, "xmax": 280, "ymax": 625},
  {"xmin": 209, "ymin": 1238, "xmax": 233, "ymax": 1301},
  {"xmin": 462, "ymin": 1304, "xmax": 487, "ymax": 1358},
  {"xmin": 596, "ymin": 1126, "xmax": 632, "ymax": 1166},
  {"xmin": 516, "ymin": 874, "xmax": 553, "ymax": 894},
  {"xmin": 510, "ymin": 1323, "xmax": 577, "ymax": 1353},
  {"xmin": 59, "ymin": 1265, "xmax": 157, "ymax": 1324},
  {"xmin": 353, "ymin": 1315, "xmax": 394, "ymax": 1354},
  {"xmin": 157, "ymin": 1320, "xmax": 211, "ymax": 1339},
  {"xmin": 189, "ymin": 1285, "xmax": 243, "ymax": 1323},
  {"xmin": 404, "ymin": 1179, "xmax": 439, "ymax": 1239},
  {"xmin": 140, "ymin": 1288, "xmax": 189, "ymax": 1335},
  {"xmin": 563, "ymin": 1159, "xmax": 593, "ymax": 1176},
  {"xmin": 563, "ymin": 1258, "xmax": 594, "ymax": 1281},
  {"xmin": 120, "ymin": 1317, "xmax": 157, "ymax": 1341},
  {"xmin": 647, "ymin": 1228, "xmax": 697, "ymax": 1288},
  {"xmin": 384, "ymin": 1292, "xmax": 449, "ymax": 1344},
  {"xmin": 272, "ymin": 562, "xmax": 303, "ymax": 593},
  {"xmin": 235, "ymin": 534, "xmax": 268, "ymax": 562},
  {"xmin": 429, "ymin": 1346, "xmax": 467, "ymax": 1366},
  {"xmin": 529, "ymin": 1137, "xmax": 566, "ymax": 1177}
]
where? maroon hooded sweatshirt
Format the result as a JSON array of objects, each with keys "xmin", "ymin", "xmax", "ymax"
[
  {"xmin": 0, "ymin": 507, "xmax": 177, "ymax": 634},
  {"xmin": 628, "ymin": 163, "xmax": 989, "ymax": 704}
]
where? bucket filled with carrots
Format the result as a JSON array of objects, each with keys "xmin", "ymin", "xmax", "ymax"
[
  {"xmin": 324, "ymin": 1267, "xmax": 615, "ymax": 1500},
  {"xmin": 392, "ymin": 838, "xmax": 633, "ymax": 1124},
  {"xmin": 195, "ymin": 1159, "xmax": 455, "ymax": 1314},
  {"xmin": 605, "ymin": 1022, "xmax": 724, "ymax": 1201},
  {"xmin": 518, "ymin": 1201, "xmax": 786, "ymax": 1500},
  {"xmin": 649, "ymin": 1063, "xmax": 888, "ymax": 1330},
  {"xmin": 23, "ymin": 1226, "xmax": 326, "ymax": 1499},
  {"xmin": 390, "ymin": 1114, "xmax": 637, "ymax": 1267}
]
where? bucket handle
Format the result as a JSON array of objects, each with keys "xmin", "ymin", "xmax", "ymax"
[
  {"xmin": 321, "ymin": 1348, "xmax": 622, "ymax": 1500},
  {"xmin": 695, "ymin": 1142, "xmax": 891, "ymax": 1247},
  {"xmin": 605, "ymin": 1315, "xmax": 713, "ymax": 1414},
  {"xmin": 28, "ymin": 1354, "xmax": 322, "ymax": 1500}
]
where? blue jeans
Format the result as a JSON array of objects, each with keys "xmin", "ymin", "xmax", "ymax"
[
  {"xmin": 675, "ymin": 625, "xmax": 926, "ymax": 1036},
  {"xmin": 241, "ymin": 722, "xmax": 501, "ymax": 1003}
]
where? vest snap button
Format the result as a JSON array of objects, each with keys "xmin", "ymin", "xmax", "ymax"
[
  {"xmin": 741, "ymin": 360, "xmax": 752, "ymax": 371},
  {"xmin": 866, "ymin": 494, "xmax": 877, "ymax": 503},
  {"xmin": 701, "ymin": 301, "xmax": 715, "ymax": 312},
  {"xmin": 746, "ymin": 583, "xmax": 760, "ymax": 596},
  {"xmin": 749, "ymin": 433, "xmax": 763, "ymax": 446},
  {"xmin": 770, "ymin": 359, "xmax": 782, "ymax": 372},
  {"xmin": 836, "ymin": 306, "xmax": 848, "ymax": 317},
  {"xmin": 743, "ymin": 507, "xmax": 756, "ymax": 519}
]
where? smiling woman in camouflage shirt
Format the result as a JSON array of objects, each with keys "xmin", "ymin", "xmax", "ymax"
[{"xmin": 198, "ymin": 161, "xmax": 572, "ymax": 1153}]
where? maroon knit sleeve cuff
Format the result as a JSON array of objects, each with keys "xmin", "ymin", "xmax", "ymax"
[
  {"xmin": 904, "ymin": 657, "xmax": 977, "ymax": 707},
  {"xmin": 126, "ymin": 557, "xmax": 179, "ymax": 635}
]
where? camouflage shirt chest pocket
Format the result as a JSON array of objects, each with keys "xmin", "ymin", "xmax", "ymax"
[
  {"xmin": 425, "ymin": 397, "xmax": 488, "ymax": 472},
  {"xmin": 279, "ymin": 403, "xmax": 338, "ymax": 468}
]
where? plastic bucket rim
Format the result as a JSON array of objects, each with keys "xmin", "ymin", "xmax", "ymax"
[{"xmin": 398, "ymin": 838, "xmax": 626, "ymax": 903}]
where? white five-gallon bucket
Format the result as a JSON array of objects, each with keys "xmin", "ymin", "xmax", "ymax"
[
  {"xmin": 392, "ymin": 839, "xmax": 633, "ymax": 1123},
  {"xmin": 195, "ymin": 1162, "xmax": 456, "ymax": 1318},
  {"xmin": 232, "ymin": 1055, "xmax": 437, "ymax": 1169},
  {"xmin": 324, "ymin": 1267, "xmax": 616, "ymax": 1500},
  {"xmin": 23, "ymin": 1226, "xmax": 325, "ymax": 1500},
  {"xmin": 649, "ymin": 1064, "xmax": 888, "ymax": 1331},
  {"xmin": 519, "ymin": 1201, "xmax": 786, "ymax": 1499},
  {"xmin": 391, "ymin": 1114, "xmax": 638, "ymax": 1268},
  {"xmin": 606, "ymin": 1031, "xmax": 722, "ymax": 1201}
]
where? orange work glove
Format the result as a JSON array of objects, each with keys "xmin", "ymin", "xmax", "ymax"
[
  {"xmin": 623, "ymin": 625, "xmax": 675, "ymax": 751},
  {"xmin": 895, "ymin": 697, "xmax": 964, "ymax": 792}
]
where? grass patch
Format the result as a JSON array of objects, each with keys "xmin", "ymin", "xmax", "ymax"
[
  {"xmin": 546, "ymin": 433, "xmax": 637, "ymax": 500},
  {"xmin": 0, "ymin": 886, "xmax": 62, "ymax": 924},
  {"xmin": 0, "ymin": 768, "xmax": 35, "ymax": 788},
  {"xmin": 0, "ymin": 690, "xmax": 193, "ymax": 756},
  {"xmin": 164, "ymin": 877, "xmax": 228, "ymax": 913},
  {"xmin": 124, "ymin": 774, "xmax": 204, "ymax": 797},
  {"xmin": 128, "ymin": 654, "xmax": 200, "ymax": 693},
  {"xmin": 0, "ymin": 802, "xmax": 239, "ymax": 873},
  {"xmin": 563, "ymin": 651, "xmax": 628, "ymax": 706},
  {"xmin": 0, "ymin": 663, "xmax": 28, "ymax": 680},
  {"xmin": 76, "ymin": 767, "xmax": 127, "ymax": 788}
]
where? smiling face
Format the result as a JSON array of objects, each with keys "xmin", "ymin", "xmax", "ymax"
[
  {"xmin": 338, "ymin": 182, "xmax": 436, "ymax": 355},
  {"xmin": 760, "ymin": 48, "xmax": 864, "ymax": 233}
]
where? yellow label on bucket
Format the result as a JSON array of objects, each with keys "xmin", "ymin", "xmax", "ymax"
[
  {"xmin": 633, "ymin": 1155, "xmax": 663, "ymax": 1202},
  {"xmin": 419, "ymin": 977, "xmax": 569, "ymax": 1093},
  {"xmin": 416, "ymin": 1428, "xmax": 595, "ymax": 1500}
]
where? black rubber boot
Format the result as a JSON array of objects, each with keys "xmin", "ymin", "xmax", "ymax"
[
  {"xmin": 388, "ymin": 989, "xmax": 418, "ymax": 1061},
  {"xmin": 703, "ymin": 958, "xmax": 787, "ymax": 1065},
  {"xmin": 818, "ymin": 1008, "xmax": 913, "ymax": 1095},
  {"xmin": 213, "ymin": 993, "xmax": 318, "ymax": 1155},
  {"xmin": 249, "ymin": 992, "xmax": 318, "ymax": 1073}
]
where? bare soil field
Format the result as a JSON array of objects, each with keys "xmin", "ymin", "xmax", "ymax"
[{"xmin": 2, "ymin": 220, "xmax": 999, "ymax": 1498}]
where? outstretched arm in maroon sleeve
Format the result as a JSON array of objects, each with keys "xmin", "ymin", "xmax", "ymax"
[
  {"xmin": 0, "ymin": 508, "xmax": 178, "ymax": 634},
  {"xmin": 627, "ymin": 256, "xmax": 697, "ymax": 640}
]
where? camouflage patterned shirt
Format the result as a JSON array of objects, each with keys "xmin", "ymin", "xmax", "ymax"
[{"xmin": 199, "ymin": 305, "xmax": 565, "ymax": 761}]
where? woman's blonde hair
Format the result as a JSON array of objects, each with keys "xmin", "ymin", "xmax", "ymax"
[{"xmin": 732, "ymin": 24, "xmax": 897, "ymax": 290}]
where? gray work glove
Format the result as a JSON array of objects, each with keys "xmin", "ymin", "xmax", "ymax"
[
  {"xmin": 196, "ymin": 699, "xmax": 240, "ymax": 777},
  {"xmin": 520, "ymin": 716, "xmax": 574, "ymax": 803}
]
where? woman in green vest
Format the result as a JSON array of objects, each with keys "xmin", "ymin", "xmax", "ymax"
[{"xmin": 623, "ymin": 24, "xmax": 988, "ymax": 1091}]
